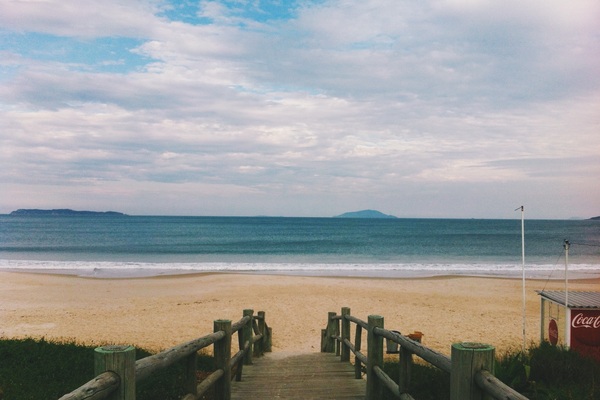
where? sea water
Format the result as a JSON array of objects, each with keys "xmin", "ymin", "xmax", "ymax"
[{"xmin": 0, "ymin": 215, "xmax": 599, "ymax": 279}]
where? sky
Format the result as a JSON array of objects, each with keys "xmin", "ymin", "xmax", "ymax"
[{"xmin": 1, "ymin": 0, "xmax": 599, "ymax": 219}]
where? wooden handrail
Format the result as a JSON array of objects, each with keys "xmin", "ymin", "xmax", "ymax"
[
  {"xmin": 374, "ymin": 327, "xmax": 451, "ymax": 373},
  {"xmin": 323, "ymin": 307, "xmax": 529, "ymax": 400},
  {"xmin": 136, "ymin": 331, "xmax": 226, "ymax": 382},
  {"xmin": 475, "ymin": 370, "xmax": 529, "ymax": 400},
  {"xmin": 58, "ymin": 371, "xmax": 121, "ymax": 400},
  {"xmin": 59, "ymin": 309, "xmax": 272, "ymax": 400}
]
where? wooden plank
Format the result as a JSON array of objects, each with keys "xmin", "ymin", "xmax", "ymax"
[{"xmin": 231, "ymin": 353, "xmax": 365, "ymax": 399}]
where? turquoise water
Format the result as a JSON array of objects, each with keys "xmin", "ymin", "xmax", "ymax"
[{"xmin": 1, "ymin": 215, "xmax": 599, "ymax": 278}]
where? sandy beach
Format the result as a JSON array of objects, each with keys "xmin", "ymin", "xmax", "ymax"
[{"xmin": 1, "ymin": 271, "xmax": 598, "ymax": 356}]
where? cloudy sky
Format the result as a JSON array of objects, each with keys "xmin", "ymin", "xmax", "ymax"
[{"xmin": 1, "ymin": 0, "xmax": 599, "ymax": 219}]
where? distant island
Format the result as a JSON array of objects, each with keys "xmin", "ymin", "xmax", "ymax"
[
  {"xmin": 333, "ymin": 209, "xmax": 397, "ymax": 219},
  {"xmin": 591, "ymin": 216, "xmax": 600, "ymax": 220},
  {"xmin": 9, "ymin": 209, "xmax": 127, "ymax": 217}
]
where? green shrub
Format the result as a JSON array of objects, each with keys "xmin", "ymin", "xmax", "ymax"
[
  {"xmin": 380, "ymin": 342, "xmax": 599, "ymax": 400},
  {"xmin": 383, "ymin": 360, "xmax": 450, "ymax": 400},
  {"xmin": 0, "ymin": 338, "xmax": 214, "ymax": 400}
]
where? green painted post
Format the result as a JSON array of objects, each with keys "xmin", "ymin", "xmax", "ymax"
[
  {"xmin": 341, "ymin": 307, "xmax": 351, "ymax": 362},
  {"xmin": 214, "ymin": 320, "xmax": 232, "ymax": 400},
  {"xmin": 450, "ymin": 342, "xmax": 495, "ymax": 400},
  {"xmin": 366, "ymin": 315, "xmax": 384, "ymax": 400},
  {"xmin": 94, "ymin": 345, "xmax": 136, "ymax": 400}
]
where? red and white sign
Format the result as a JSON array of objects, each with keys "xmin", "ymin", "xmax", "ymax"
[
  {"xmin": 570, "ymin": 309, "xmax": 600, "ymax": 362},
  {"xmin": 548, "ymin": 319, "xmax": 558, "ymax": 346}
]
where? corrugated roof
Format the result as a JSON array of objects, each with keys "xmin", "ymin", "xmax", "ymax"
[{"xmin": 536, "ymin": 290, "xmax": 600, "ymax": 309}]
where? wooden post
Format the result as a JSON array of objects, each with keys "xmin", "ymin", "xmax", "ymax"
[
  {"xmin": 341, "ymin": 307, "xmax": 351, "ymax": 362},
  {"xmin": 398, "ymin": 345, "xmax": 412, "ymax": 393},
  {"xmin": 335, "ymin": 316, "xmax": 341, "ymax": 356},
  {"xmin": 214, "ymin": 319, "xmax": 232, "ymax": 400},
  {"xmin": 450, "ymin": 342, "xmax": 495, "ymax": 400},
  {"xmin": 257, "ymin": 311, "xmax": 266, "ymax": 356},
  {"xmin": 236, "ymin": 317, "xmax": 245, "ymax": 382},
  {"xmin": 354, "ymin": 323, "xmax": 363, "ymax": 379},
  {"xmin": 325, "ymin": 311, "xmax": 337, "ymax": 353},
  {"xmin": 366, "ymin": 315, "xmax": 384, "ymax": 400},
  {"xmin": 94, "ymin": 345, "xmax": 135, "ymax": 400},
  {"xmin": 184, "ymin": 350, "xmax": 198, "ymax": 396},
  {"xmin": 242, "ymin": 309, "xmax": 254, "ymax": 365},
  {"xmin": 265, "ymin": 327, "xmax": 272, "ymax": 352}
]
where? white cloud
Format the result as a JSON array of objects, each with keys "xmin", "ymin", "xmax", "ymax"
[
  {"xmin": 0, "ymin": 0, "xmax": 599, "ymax": 217},
  {"xmin": 0, "ymin": 0, "xmax": 164, "ymax": 38}
]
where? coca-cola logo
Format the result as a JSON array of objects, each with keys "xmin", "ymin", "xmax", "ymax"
[{"xmin": 572, "ymin": 313, "xmax": 600, "ymax": 329}]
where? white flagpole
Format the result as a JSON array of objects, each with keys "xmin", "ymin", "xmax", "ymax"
[
  {"xmin": 564, "ymin": 239, "xmax": 570, "ymax": 346},
  {"xmin": 515, "ymin": 205, "xmax": 526, "ymax": 354}
]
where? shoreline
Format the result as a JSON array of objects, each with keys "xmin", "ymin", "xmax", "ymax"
[
  {"xmin": 1, "ymin": 271, "xmax": 598, "ymax": 356},
  {"xmin": 1, "ymin": 265, "xmax": 599, "ymax": 280}
]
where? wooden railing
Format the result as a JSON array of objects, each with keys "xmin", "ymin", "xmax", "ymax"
[
  {"xmin": 58, "ymin": 309, "xmax": 272, "ymax": 400},
  {"xmin": 321, "ymin": 307, "xmax": 528, "ymax": 400}
]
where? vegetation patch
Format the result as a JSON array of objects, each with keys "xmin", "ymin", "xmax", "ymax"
[{"xmin": 0, "ymin": 338, "xmax": 213, "ymax": 400}]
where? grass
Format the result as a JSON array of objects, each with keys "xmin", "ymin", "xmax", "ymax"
[
  {"xmin": 0, "ymin": 338, "xmax": 598, "ymax": 399},
  {"xmin": 0, "ymin": 338, "xmax": 214, "ymax": 400}
]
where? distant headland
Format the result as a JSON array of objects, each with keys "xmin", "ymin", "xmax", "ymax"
[
  {"xmin": 9, "ymin": 209, "xmax": 127, "ymax": 217},
  {"xmin": 333, "ymin": 209, "xmax": 397, "ymax": 219},
  {"xmin": 591, "ymin": 216, "xmax": 600, "ymax": 220}
]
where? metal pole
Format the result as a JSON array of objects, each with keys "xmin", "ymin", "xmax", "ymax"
[
  {"xmin": 515, "ymin": 205, "xmax": 526, "ymax": 355},
  {"xmin": 564, "ymin": 240, "xmax": 570, "ymax": 346}
]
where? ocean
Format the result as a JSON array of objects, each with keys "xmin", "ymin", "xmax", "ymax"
[{"xmin": 0, "ymin": 215, "xmax": 599, "ymax": 279}]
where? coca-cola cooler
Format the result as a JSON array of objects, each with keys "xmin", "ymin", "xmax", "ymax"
[{"xmin": 537, "ymin": 290, "xmax": 600, "ymax": 362}]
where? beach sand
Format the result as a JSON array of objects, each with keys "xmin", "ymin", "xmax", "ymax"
[{"xmin": 1, "ymin": 271, "xmax": 598, "ymax": 357}]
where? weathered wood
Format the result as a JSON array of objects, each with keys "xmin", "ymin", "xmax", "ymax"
[
  {"xmin": 375, "ymin": 327, "xmax": 452, "ymax": 373},
  {"xmin": 341, "ymin": 307, "xmax": 351, "ymax": 362},
  {"xmin": 346, "ymin": 314, "xmax": 369, "ymax": 330},
  {"xmin": 354, "ymin": 322, "xmax": 363, "ymax": 379},
  {"xmin": 94, "ymin": 345, "xmax": 135, "ymax": 400},
  {"xmin": 182, "ymin": 369, "xmax": 226, "ymax": 400},
  {"xmin": 366, "ymin": 315, "xmax": 384, "ymax": 400},
  {"xmin": 57, "ymin": 371, "xmax": 120, "ymax": 400},
  {"xmin": 399, "ymin": 344, "xmax": 413, "ymax": 394},
  {"xmin": 374, "ymin": 364, "xmax": 401, "ymax": 398},
  {"xmin": 265, "ymin": 326, "xmax": 272, "ymax": 352},
  {"xmin": 184, "ymin": 351, "xmax": 198, "ymax": 397},
  {"xmin": 61, "ymin": 310, "xmax": 272, "ymax": 400},
  {"xmin": 256, "ymin": 311, "xmax": 266, "ymax": 356},
  {"xmin": 335, "ymin": 316, "xmax": 341, "ymax": 356},
  {"xmin": 231, "ymin": 315, "xmax": 251, "ymax": 333},
  {"xmin": 325, "ymin": 311, "xmax": 337, "ymax": 353},
  {"xmin": 242, "ymin": 309, "xmax": 253, "ymax": 365},
  {"xmin": 450, "ymin": 342, "xmax": 495, "ymax": 400},
  {"xmin": 136, "ymin": 331, "xmax": 225, "ymax": 382},
  {"xmin": 231, "ymin": 353, "xmax": 365, "ymax": 399},
  {"xmin": 214, "ymin": 319, "xmax": 232, "ymax": 400},
  {"xmin": 475, "ymin": 370, "xmax": 529, "ymax": 400}
]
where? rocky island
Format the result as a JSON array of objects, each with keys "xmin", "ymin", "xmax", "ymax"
[
  {"xmin": 9, "ymin": 209, "xmax": 127, "ymax": 217},
  {"xmin": 333, "ymin": 209, "xmax": 397, "ymax": 219}
]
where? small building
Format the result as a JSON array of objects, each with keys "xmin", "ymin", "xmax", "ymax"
[{"xmin": 537, "ymin": 290, "xmax": 600, "ymax": 362}]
